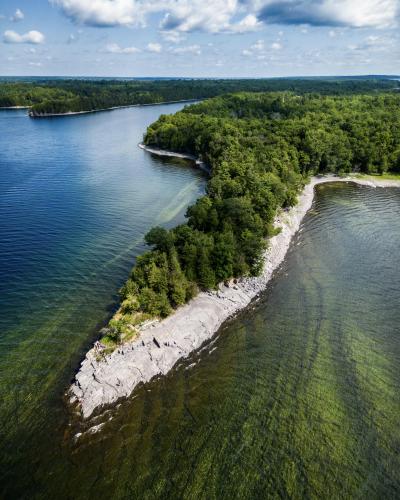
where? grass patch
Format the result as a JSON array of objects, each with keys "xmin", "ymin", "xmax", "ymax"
[{"xmin": 96, "ymin": 309, "xmax": 156, "ymax": 358}]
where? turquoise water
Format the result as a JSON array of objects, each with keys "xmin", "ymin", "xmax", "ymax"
[{"xmin": 1, "ymin": 108, "xmax": 400, "ymax": 499}]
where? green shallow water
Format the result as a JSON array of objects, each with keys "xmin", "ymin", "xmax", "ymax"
[{"xmin": 1, "ymin": 116, "xmax": 400, "ymax": 498}]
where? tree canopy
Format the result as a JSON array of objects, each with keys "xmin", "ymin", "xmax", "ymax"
[{"xmin": 114, "ymin": 90, "xmax": 400, "ymax": 327}]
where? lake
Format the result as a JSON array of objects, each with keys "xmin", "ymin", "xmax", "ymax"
[
  {"xmin": 1, "ymin": 108, "xmax": 400, "ymax": 498},
  {"xmin": 0, "ymin": 104, "xmax": 206, "ymax": 496}
]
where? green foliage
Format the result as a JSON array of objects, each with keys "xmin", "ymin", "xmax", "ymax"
[
  {"xmin": 138, "ymin": 288, "xmax": 171, "ymax": 317},
  {"xmin": 107, "ymin": 318, "xmax": 130, "ymax": 344},
  {"xmin": 145, "ymin": 226, "xmax": 174, "ymax": 252},
  {"xmin": 127, "ymin": 90, "xmax": 400, "ymax": 318},
  {"xmin": 118, "ymin": 244, "xmax": 198, "ymax": 318}
]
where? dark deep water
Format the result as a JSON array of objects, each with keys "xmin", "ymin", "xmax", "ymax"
[{"xmin": 1, "ymin": 107, "xmax": 400, "ymax": 499}]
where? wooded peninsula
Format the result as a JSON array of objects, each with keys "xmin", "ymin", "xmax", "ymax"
[
  {"xmin": 103, "ymin": 88, "xmax": 400, "ymax": 346},
  {"xmin": 3, "ymin": 77, "xmax": 398, "ymax": 346}
]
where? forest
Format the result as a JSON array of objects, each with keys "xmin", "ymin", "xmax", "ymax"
[
  {"xmin": 105, "ymin": 91, "xmax": 400, "ymax": 344},
  {"xmin": 0, "ymin": 77, "xmax": 399, "ymax": 115}
]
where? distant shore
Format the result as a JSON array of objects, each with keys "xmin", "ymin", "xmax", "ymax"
[
  {"xmin": 26, "ymin": 99, "xmax": 199, "ymax": 118},
  {"xmin": 69, "ymin": 169, "xmax": 400, "ymax": 419}
]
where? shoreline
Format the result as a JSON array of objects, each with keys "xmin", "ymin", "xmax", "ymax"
[
  {"xmin": 26, "ymin": 99, "xmax": 199, "ymax": 118},
  {"xmin": 69, "ymin": 173, "xmax": 400, "ymax": 419},
  {"xmin": 0, "ymin": 105, "xmax": 30, "ymax": 110},
  {"xmin": 138, "ymin": 143, "xmax": 211, "ymax": 174}
]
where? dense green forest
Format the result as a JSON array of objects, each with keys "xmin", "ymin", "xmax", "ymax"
[
  {"xmin": 105, "ymin": 91, "xmax": 400, "ymax": 343},
  {"xmin": 0, "ymin": 77, "xmax": 399, "ymax": 115}
]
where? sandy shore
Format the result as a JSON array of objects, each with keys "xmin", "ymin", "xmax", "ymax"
[{"xmin": 69, "ymin": 174, "xmax": 400, "ymax": 419}]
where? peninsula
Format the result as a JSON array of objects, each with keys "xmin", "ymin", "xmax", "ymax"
[
  {"xmin": 70, "ymin": 173, "xmax": 400, "ymax": 419},
  {"xmin": 69, "ymin": 91, "xmax": 400, "ymax": 418}
]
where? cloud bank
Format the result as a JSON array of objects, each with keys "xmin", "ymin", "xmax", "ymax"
[
  {"xmin": 258, "ymin": 0, "xmax": 399, "ymax": 28},
  {"xmin": 51, "ymin": 0, "xmax": 399, "ymax": 31}
]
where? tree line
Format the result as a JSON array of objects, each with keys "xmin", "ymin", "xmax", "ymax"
[{"xmin": 0, "ymin": 77, "xmax": 399, "ymax": 114}]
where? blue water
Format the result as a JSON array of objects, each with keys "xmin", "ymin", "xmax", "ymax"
[
  {"xmin": 0, "ymin": 104, "xmax": 205, "ymax": 492},
  {"xmin": 1, "ymin": 107, "xmax": 400, "ymax": 499}
]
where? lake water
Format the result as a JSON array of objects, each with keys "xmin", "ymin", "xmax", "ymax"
[
  {"xmin": 0, "ymin": 104, "xmax": 206, "ymax": 496},
  {"xmin": 1, "ymin": 109, "xmax": 400, "ymax": 499}
]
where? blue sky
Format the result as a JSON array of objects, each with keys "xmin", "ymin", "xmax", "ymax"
[{"xmin": 0, "ymin": 0, "xmax": 399, "ymax": 77}]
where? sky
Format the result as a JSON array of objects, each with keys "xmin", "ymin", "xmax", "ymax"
[{"xmin": 0, "ymin": 0, "xmax": 399, "ymax": 77}]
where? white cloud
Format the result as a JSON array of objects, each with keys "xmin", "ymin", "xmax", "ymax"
[
  {"xmin": 50, "ymin": 0, "xmax": 145, "ymax": 27},
  {"xmin": 29, "ymin": 62, "xmax": 43, "ymax": 67},
  {"xmin": 160, "ymin": 0, "xmax": 238, "ymax": 33},
  {"xmin": 257, "ymin": 0, "xmax": 399, "ymax": 29},
  {"xmin": 229, "ymin": 14, "xmax": 261, "ymax": 33},
  {"xmin": 251, "ymin": 39, "xmax": 264, "ymax": 50},
  {"xmin": 160, "ymin": 30, "xmax": 186, "ymax": 43},
  {"xmin": 105, "ymin": 42, "xmax": 140, "ymax": 54},
  {"xmin": 51, "ymin": 0, "xmax": 258, "ymax": 33},
  {"xmin": 11, "ymin": 8, "xmax": 24, "ymax": 22},
  {"xmin": 147, "ymin": 42, "xmax": 162, "ymax": 52},
  {"xmin": 322, "ymin": 0, "xmax": 398, "ymax": 28},
  {"xmin": 347, "ymin": 34, "xmax": 396, "ymax": 53},
  {"xmin": 3, "ymin": 30, "xmax": 45, "ymax": 44},
  {"xmin": 170, "ymin": 44, "xmax": 201, "ymax": 55},
  {"xmin": 242, "ymin": 36, "xmax": 283, "ymax": 60}
]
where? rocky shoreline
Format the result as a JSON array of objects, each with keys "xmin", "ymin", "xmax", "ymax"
[{"xmin": 69, "ymin": 174, "xmax": 400, "ymax": 419}]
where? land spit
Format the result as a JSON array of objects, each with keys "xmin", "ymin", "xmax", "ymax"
[{"xmin": 69, "ymin": 167, "xmax": 400, "ymax": 419}]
